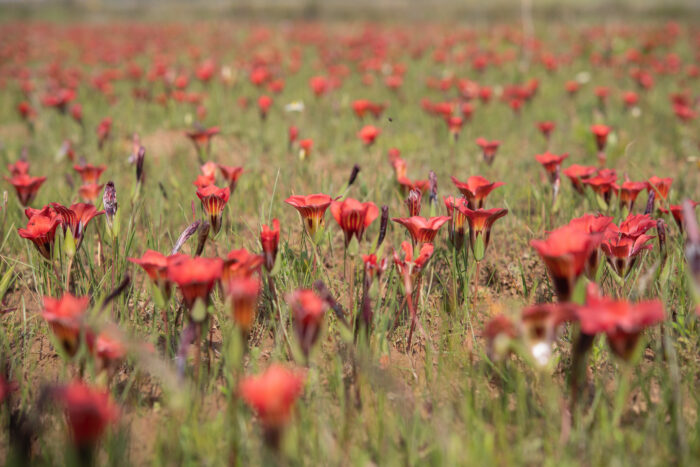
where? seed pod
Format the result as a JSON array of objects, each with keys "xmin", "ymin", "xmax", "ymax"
[
  {"xmin": 376, "ymin": 205, "xmax": 389, "ymax": 249},
  {"xmin": 347, "ymin": 164, "xmax": 360, "ymax": 187},
  {"xmin": 429, "ymin": 170, "xmax": 438, "ymax": 205},
  {"xmin": 644, "ymin": 190, "xmax": 655, "ymax": 215},
  {"xmin": 171, "ymin": 221, "xmax": 201, "ymax": 255},
  {"xmin": 103, "ymin": 181, "xmax": 118, "ymax": 224},
  {"xmin": 195, "ymin": 221, "xmax": 210, "ymax": 256},
  {"xmin": 135, "ymin": 146, "xmax": 146, "ymax": 184},
  {"xmin": 405, "ymin": 189, "xmax": 422, "ymax": 217}
]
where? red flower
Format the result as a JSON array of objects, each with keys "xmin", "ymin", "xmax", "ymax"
[
  {"xmin": 7, "ymin": 160, "xmax": 29, "ymax": 177},
  {"xmin": 602, "ymin": 233, "xmax": 654, "ymax": 277},
  {"xmin": 55, "ymin": 381, "xmax": 119, "ymax": 447},
  {"xmin": 443, "ymin": 196, "xmax": 469, "ymax": 250},
  {"xmin": 223, "ymin": 248, "xmax": 264, "ymax": 282},
  {"xmin": 309, "ymin": 76, "xmax": 328, "ymax": 96},
  {"xmin": 218, "ymin": 165, "xmax": 244, "ymax": 193},
  {"xmin": 287, "ymin": 289, "xmax": 327, "ymax": 358},
  {"xmin": 535, "ymin": 152, "xmax": 568, "ymax": 183},
  {"xmin": 95, "ymin": 330, "xmax": 127, "ymax": 371},
  {"xmin": 196, "ymin": 185, "xmax": 230, "ymax": 234},
  {"xmin": 128, "ymin": 250, "xmax": 171, "ymax": 297},
  {"xmin": 96, "ymin": 117, "xmax": 112, "ymax": 150},
  {"xmin": 167, "ymin": 255, "xmax": 223, "ymax": 310},
  {"xmin": 521, "ymin": 302, "xmax": 577, "ymax": 366},
  {"xmin": 457, "ymin": 206, "xmax": 508, "ymax": 260},
  {"xmin": 483, "ymin": 315, "xmax": 518, "ymax": 360},
  {"xmin": 288, "ymin": 126, "xmax": 299, "ymax": 148},
  {"xmin": 330, "ymin": 198, "xmax": 380, "ymax": 246},
  {"xmin": 568, "ymin": 213, "xmax": 614, "ymax": 276},
  {"xmin": 352, "ymin": 99, "xmax": 371, "ymax": 119},
  {"xmin": 531, "ymin": 225, "xmax": 602, "ymax": 301},
  {"xmin": 392, "ymin": 216, "xmax": 449, "ymax": 246},
  {"xmin": 186, "ymin": 126, "xmax": 219, "ymax": 155},
  {"xmin": 78, "ymin": 183, "xmax": 105, "ymax": 203},
  {"xmin": 578, "ymin": 284, "xmax": 664, "ymax": 360},
  {"xmin": 590, "ymin": 124, "xmax": 611, "ymax": 151},
  {"xmin": 614, "ymin": 181, "xmax": 647, "ymax": 212},
  {"xmin": 357, "ymin": 125, "xmax": 381, "ymax": 147},
  {"xmin": 393, "ymin": 241, "xmax": 434, "ymax": 294},
  {"xmin": 258, "ymin": 95, "xmax": 273, "ymax": 120},
  {"xmin": 565, "ymin": 80, "xmax": 580, "ymax": 96},
  {"xmin": 5, "ymin": 174, "xmax": 47, "ymax": 206},
  {"xmin": 298, "ymin": 139, "xmax": 313, "ymax": 159},
  {"xmin": 285, "ymin": 193, "xmax": 333, "ymax": 238},
  {"xmin": 73, "ymin": 163, "xmax": 106, "ymax": 184},
  {"xmin": 563, "ymin": 164, "xmax": 597, "ymax": 194},
  {"xmin": 537, "ymin": 121, "xmax": 556, "ymax": 140},
  {"xmin": 227, "ymin": 277, "xmax": 261, "ymax": 333},
  {"xmin": 42, "ymin": 294, "xmax": 90, "ymax": 356},
  {"xmin": 450, "ymin": 175, "xmax": 504, "ymax": 209},
  {"xmin": 582, "ymin": 169, "xmax": 617, "ymax": 204},
  {"xmin": 19, "ymin": 213, "xmax": 60, "ymax": 259},
  {"xmin": 260, "ymin": 219, "xmax": 280, "ymax": 272},
  {"xmin": 239, "ymin": 365, "xmax": 305, "ymax": 429},
  {"xmin": 50, "ymin": 202, "xmax": 104, "ymax": 248},
  {"xmin": 659, "ymin": 201, "xmax": 699, "ymax": 232},
  {"xmin": 609, "ymin": 213, "xmax": 656, "ymax": 240},
  {"xmin": 647, "ymin": 176, "xmax": 673, "ymax": 202},
  {"xmin": 475, "ymin": 138, "xmax": 501, "ymax": 165}
]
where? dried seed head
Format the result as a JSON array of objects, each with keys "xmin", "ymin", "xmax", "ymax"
[
  {"xmin": 376, "ymin": 205, "xmax": 389, "ymax": 249},
  {"xmin": 171, "ymin": 220, "xmax": 201, "ymax": 255},
  {"xmin": 103, "ymin": 181, "xmax": 118, "ymax": 222},
  {"xmin": 347, "ymin": 164, "xmax": 361, "ymax": 187},
  {"xmin": 195, "ymin": 221, "xmax": 211, "ymax": 256},
  {"xmin": 644, "ymin": 190, "xmax": 655, "ymax": 215},
  {"xmin": 429, "ymin": 170, "xmax": 438, "ymax": 205}
]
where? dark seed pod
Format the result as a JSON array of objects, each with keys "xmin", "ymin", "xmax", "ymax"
[
  {"xmin": 376, "ymin": 205, "xmax": 389, "ymax": 249},
  {"xmin": 103, "ymin": 181, "xmax": 118, "ymax": 223},
  {"xmin": 644, "ymin": 190, "xmax": 655, "ymax": 215},
  {"xmin": 171, "ymin": 221, "xmax": 201, "ymax": 255},
  {"xmin": 347, "ymin": 164, "xmax": 361, "ymax": 187}
]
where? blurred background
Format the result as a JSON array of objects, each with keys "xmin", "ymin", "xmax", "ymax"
[{"xmin": 0, "ymin": 0, "xmax": 698, "ymax": 22}]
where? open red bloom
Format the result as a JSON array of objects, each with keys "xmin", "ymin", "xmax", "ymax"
[
  {"xmin": 660, "ymin": 201, "xmax": 699, "ymax": 232},
  {"xmin": 73, "ymin": 163, "xmax": 106, "ymax": 184},
  {"xmin": 535, "ymin": 152, "xmax": 568, "ymax": 183},
  {"xmin": 352, "ymin": 99, "xmax": 371, "ymax": 119},
  {"xmin": 582, "ymin": 169, "xmax": 617, "ymax": 204},
  {"xmin": 609, "ymin": 213, "xmax": 656, "ymax": 240},
  {"xmin": 5, "ymin": 174, "xmax": 47, "ymax": 206},
  {"xmin": 563, "ymin": 164, "xmax": 597, "ymax": 194},
  {"xmin": 8, "ymin": 160, "xmax": 29, "ymax": 177},
  {"xmin": 128, "ymin": 250, "xmax": 172, "ymax": 297},
  {"xmin": 392, "ymin": 216, "xmax": 449, "ymax": 246},
  {"xmin": 227, "ymin": 277, "xmax": 261, "ymax": 333},
  {"xmin": 475, "ymin": 138, "xmax": 500, "ymax": 165},
  {"xmin": 258, "ymin": 95, "xmax": 273, "ymax": 119},
  {"xmin": 218, "ymin": 165, "xmax": 244, "ymax": 193},
  {"xmin": 19, "ymin": 213, "xmax": 60, "ymax": 259},
  {"xmin": 330, "ymin": 198, "xmax": 379, "ymax": 246},
  {"xmin": 602, "ymin": 233, "xmax": 654, "ymax": 278},
  {"xmin": 287, "ymin": 289, "xmax": 327, "ymax": 358},
  {"xmin": 568, "ymin": 213, "xmax": 614, "ymax": 276},
  {"xmin": 531, "ymin": 225, "xmax": 602, "ymax": 302},
  {"xmin": 55, "ymin": 381, "xmax": 119, "ymax": 448},
  {"xmin": 450, "ymin": 175, "xmax": 504, "ymax": 209},
  {"xmin": 239, "ymin": 365, "xmax": 305, "ymax": 429},
  {"xmin": 260, "ymin": 219, "xmax": 280, "ymax": 272},
  {"xmin": 186, "ymin": 126, "xmax": 219, "ymax": 155},
  {"xmin": 537, "ymin": 121, "xmax": 556, "ymax": 140},
  {"xmin": 50, "ymin": 202, "xmax": 104, "ymax": 248},
  {"xmin": 223, "ymin": 248, "xmax": 264, "ymax": 282},
  {"xmin": 590, "ymin": 124, "xmax": 610, "ymax": 151},
  {"xmin": 578, "ymin": 284, "xmax": 664, "ymax": 360},
  {"xmin": 647, "ymin": 176, "xmax": 673, "ymax": 202},
  {"xmin": 78, "ymin": 183, "xmax": 104, "ymax": 203},
  {"xmin": 457, "ymin": 206, "xmax": 508, "ymax": 261},
  {"xmin": 393, "ymin": 241, "xmax": 434, "ymax": 294},
  {"xmin": 614, "ymin": 181, "xmax": 647, "ymax": 212},
  {"xmin": 285, "ymin": 193, "xmax": 332, "ymax": 238},
  {"xmin": 443, "ymin": 196, "xmax": 469, "ymax": 250},
  {"xmin": 42, "ymin": 294, "xmax": 90, "ymax": 356},
  {"xmin": 196, "ymin": 185, "xmax": 230, "ymax": 234},
  {"xmin": 357, "ymin": 125, "xmax": 381, "ymax": 146},
  {"xmin": 167, "ymin": 255, "xmax": 223, "ymax": 310},
  {"xmin": 298, "ymin": 139, "xmax": 313, "ymax": 159},
  {"xmin": 94, "ymin": 329, "xmax": 127, "ymax": 372}
]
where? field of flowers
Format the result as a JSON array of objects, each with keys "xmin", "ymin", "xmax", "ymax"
[{"xmin": 0, "ymin": 15, "xmax": 699, "ymax": 466}]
